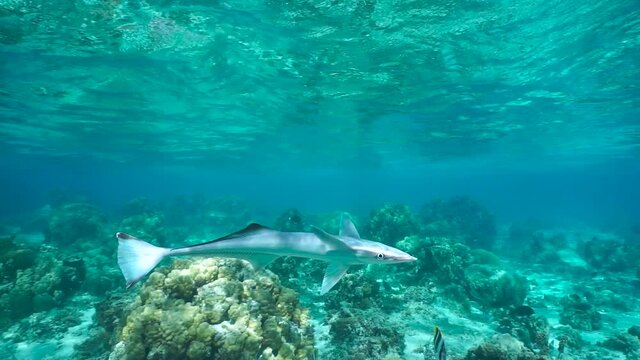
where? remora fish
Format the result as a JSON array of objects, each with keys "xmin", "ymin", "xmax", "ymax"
[
  {"xmin": 433, "ymin": 326, "xmax": 447, "ymax": 360},
  {"xmin": 116, "ymin": 215, "xmax": 416, "ymax": 294}
]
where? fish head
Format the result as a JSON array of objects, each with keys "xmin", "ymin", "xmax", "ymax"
[{"xmin": 353, "ymin": 240, "xmax": 417, "ymax": 264}]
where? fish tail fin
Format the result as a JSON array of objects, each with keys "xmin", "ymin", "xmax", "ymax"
[{"xmin": 116, "ymin": 232, "xmax": 171, "ymax": 289}]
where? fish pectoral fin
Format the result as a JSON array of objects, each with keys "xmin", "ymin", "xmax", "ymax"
[
  {"xmin": 310, "ymin": 226, "xmax": 351, "ymax": 251},
  {"xmin": 240, "ymin": 254, "xmax": 280, "ymax": 271},
  {"xmin": 321, "ymin": 263, "xmax": 349, "ymax": 295}
]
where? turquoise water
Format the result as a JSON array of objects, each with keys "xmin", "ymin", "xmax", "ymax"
[{"xmin": 1, "ymin": 0, "xmax": 639, "ymax": 359}]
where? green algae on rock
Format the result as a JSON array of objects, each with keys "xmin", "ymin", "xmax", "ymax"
[{"xmin": 110, "ymin": 258, "xmax": 314, "ymax": 360}]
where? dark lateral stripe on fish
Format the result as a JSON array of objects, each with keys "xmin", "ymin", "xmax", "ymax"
[{"xmin": 433, "ymin": 326, "xmax": 447, "ymax": 360}]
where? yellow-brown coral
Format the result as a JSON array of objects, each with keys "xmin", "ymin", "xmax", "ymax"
[{"xmin": 111, "ymin": 258, "xmax": 314, "ymax": 360}]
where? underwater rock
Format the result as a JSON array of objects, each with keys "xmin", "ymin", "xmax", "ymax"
[
  {"xmin": 62, "ymin": 257, "xmax": 86, "ymax": 292},
  {"xmin": 497, "ymin": 312, "xmax": 550, "ymax": 353},
  {"xmin": 109, "ymin": 258, "xmax": 314, "ymax": 360},
  {"xmin": 395, "ymin": 235, "xmax": 471, "ymax": 285},
  {"xmin": 464, "ymin": 334, "xmax": 550, "ymax": 360},
  {"xmin": 0, "ymin": 244, "xmax": 86, "ymax": 327},
  {"xmin": 421, "ymin": 196, "xmax": 496, "ymax": 249},
  {"xmin": 45, "ymin": 202, "xmax": 106, "ymax": 246},
  {"xmin": 324, "ymin": 271, "xmax": 401, "ymax": 312},
  {"xmin": 396, "ymin": 235, "xmax": 527, "ymax": 309},
  {"xmin": 328, "ymin": 308, "xmax": 405, "ymax": 360},
  {"xmin": 465, "ymin": 264, "xmax": 528, "ymax": 308},
  {"xmin": 629, "ymin": 325, "xmax": 640, "ymax": 340},
  {"xmin": 0, "ymin": 235, "xmax": 37, "ymax": 283},
  {"xmin": 601, "ymin": 331, "xmax": 640, "ymax": 354},
  {"xmin": 578, "ymin": 235, "xmax": 633, "ymax": 272},
  {"xmin": 365, "ymin": 204, "xmax": 420, "ymax": 245},
  {"xmin": 519, "ymin": 231, "xmax": 567, "ymax": 265},
  {"xmin": 552, "ymin": 325, "xmax": 584, "ymax": 351},
  {"xmin": 559, "ymin": 294, "xmax": 602, "ymax": 331},
  {"xmin": 267, "ymin": 256, "xmax": 325, "ymax": 294}
]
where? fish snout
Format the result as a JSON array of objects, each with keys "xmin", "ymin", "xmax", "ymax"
[
  {"xmin": 394, "ymin": 251, "xmax": 417, "ymax": 262},
  {"xmin": 402, "ymin": 254, "xmax": 418, "ymax": 262}
]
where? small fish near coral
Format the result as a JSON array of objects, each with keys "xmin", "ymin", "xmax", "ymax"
[
  {"xmin": 433, "ymin": 325, "xmax": 447, "ymax": 360},
  {"xmin": 116, "ymin": 215, "xmax": 416, "ymax": 294}
]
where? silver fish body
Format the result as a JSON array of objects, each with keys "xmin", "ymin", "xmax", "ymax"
[{"xmin": 116, "ymin": 215, "xmax": 416, "ymax": 294}]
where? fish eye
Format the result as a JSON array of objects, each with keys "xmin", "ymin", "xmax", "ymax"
[{"xmin": 376, "ymin": 253, "xmax": 384, "ymax": 259}]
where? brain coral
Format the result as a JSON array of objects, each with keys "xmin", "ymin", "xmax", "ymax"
[{"xmin": 110, "ymin": 258, "xmax": 314, "ymax": 360}]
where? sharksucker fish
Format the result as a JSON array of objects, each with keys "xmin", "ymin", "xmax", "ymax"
[{"xmin": 116, "ymin": 215, "xmax": 417, "ymax": 294}]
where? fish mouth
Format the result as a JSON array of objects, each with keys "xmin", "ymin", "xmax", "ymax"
[{"xmin": 396, "ymin": 254, "xmax": 417, "ymax": 262}]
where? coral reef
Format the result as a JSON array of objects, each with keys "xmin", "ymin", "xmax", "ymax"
[
  {"xmin": 328, "ymin": 308, "xmax": 405, "ymax": 360},
  {"xmin": 497, "ymin": 312, "xmax": 550, "ymax": 353},
  {"xmin": 464, "ymin": 334, "xmax": 551, "ymax": 360},
  {"xmin": 421, "ymin": 196, "xmax": 496, "ymax": 249},
  {"xmin": 395, "ymin": 235, "xmax": 471, "ymax": 285},
  {"xmin": 578, "ymin": 235, "xmax": 634, "ymax": 272},
  {"xmin": 110, "ymin": 258, "xmax": 314, "ymax": 360},
  {"xmin": 514, "ymin": 230, "xmax": 567, "ymax": 265},
  {"xmin": 396, "ymin": 235, "xmax": 527, "ymax": 308},
  {"xmin": 465, "ymin": 264, "xmax": 528, "ymax": 308},
  {"xmin": 45, "ymin": 202, "xmax": 106, "ymax": 246},
  {"xmin": 601, "ymin": 331, "xmax": 640, "ymax": 355},
  {"xmin": 0, "ymin": 240, "xmax": 86, "ymax": 328},
  {"xmin": 73, "ymin": 292, "xmax": 136, "ymax": 359},
  {"xmin": 0, "ymin": 234, "xmax": 36, "ymax": 284},
  {"xmin": 324, "ymin": 271, "xmax": 403, "ymax": 312},
  {"xmin": 2, "ymin": 198, "xmax": 638, "ymax": 360},
  {"xmin": 365, "ymin": 204, "xmax": 420, "ymax": 245},
  {"xmin": 559, "ymin": 294, "xmax": 602, "ymax": 331},
  {"xmin": 551, "ymin": 325, "xmax": 584, "ymax": 351}
]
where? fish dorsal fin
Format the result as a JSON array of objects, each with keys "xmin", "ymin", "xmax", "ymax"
[
  {"xmin": 321, "ymin": 262, "xmax": 349, "ymax": 294},
  {"xmin": 310, "ymin": 226, "xmax": 351, "ymax": 251},
  {"xmin": 217, "ymin": 223, "xmax": 273, "ymax": 241},
  {"xmin": 239, "ymin": 254, "xmax": 280, "ymax": 271},
  {"xmin": 339, "ymin": 215, "xmax": 360, "ymax": 239}
]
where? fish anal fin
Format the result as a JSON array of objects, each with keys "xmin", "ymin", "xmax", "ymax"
[
  {"xmin": 339, "ymin": 215, "xmax": 360, "ymax": 239},
  {"xmin": 321, "ymin": 263, "xmax": 349, "ymax": 294}
]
